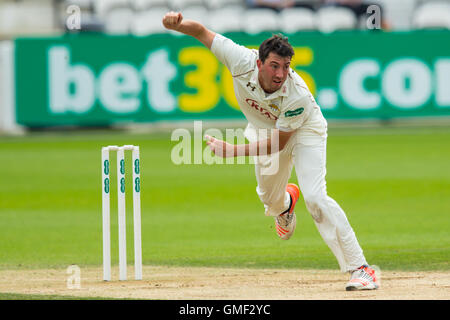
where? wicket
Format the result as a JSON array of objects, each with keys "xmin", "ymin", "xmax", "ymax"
[{"xmin": 101, "ymin": 145, "xmax": 142, "ymax": 281}]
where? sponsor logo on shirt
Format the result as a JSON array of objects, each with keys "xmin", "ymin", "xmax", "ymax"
[
  {"xmin": 246, "ymin": 82, "xmax": 256, "ymax": 92},
  {"xmin": 284, "ymin": 107, "xmax": 304, "ymax": 117},
  {"xmin": 245, "ymin": 98, "xmax": 278, "ymax": 120}
]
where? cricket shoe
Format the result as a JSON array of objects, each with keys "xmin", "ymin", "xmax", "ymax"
[
  {"xmin": 345, "ymin": 265, "xmax": 379, "ymax": 291},
  {"xmin": 274, "ymin": 183, "xmax": 300, "ymax": 240}
]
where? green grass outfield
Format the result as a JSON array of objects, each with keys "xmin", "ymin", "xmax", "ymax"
[{"xmin": 0, "ymin": 125, "xmax": 449, "ymax": 273}]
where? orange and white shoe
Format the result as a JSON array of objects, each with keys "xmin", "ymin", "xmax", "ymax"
[
  {"xmin": 346, "ymin": 265, "xmax": 379, "ymax": 291},
  {"xmin": 274, "ymin": 183, "xmax": 300, "ymax": 240}
]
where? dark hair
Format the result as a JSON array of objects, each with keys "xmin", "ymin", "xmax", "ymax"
[{"xmin": 258, "ymin": 34, "xmax": 294, "ymax": 63}]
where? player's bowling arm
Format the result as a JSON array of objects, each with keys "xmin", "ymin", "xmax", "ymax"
[
  {"xmin": 275, "ymin": 129, "xmax": 295, "ymax": 150},
  {"xmin": 162, "ymin": 11, "xmax": 216, "ymax": 49},
  {"xmin": 205, "ymin": 129, "xmax": 295, "ymax": 158},
  {"xmin": 243, "ymin": 129, "xmax": 294, "ymax": 156}
]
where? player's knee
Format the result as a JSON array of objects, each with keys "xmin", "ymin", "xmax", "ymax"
[
  {"xmin": 257, "ymin": 188, "xmax": 287, "ymax": 216},
  {"xmin": 303, "ymin": 193, "xmax": 324, "ymax": 208},
  {"xmin": 257, "ymin": 186, "xmax": 282, "ymax": 204},
  {"xmin": 303, "ymin": 193, "xmax": 326, "ymax": 223},
  {"xmin": 257, "ymin": 188, "xmax": 270, "ymax": 204}
]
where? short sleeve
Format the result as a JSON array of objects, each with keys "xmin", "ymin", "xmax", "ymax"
[
  {"xmin": 276, "ymin": 96, "xmax": 313, "ymax": 131},
  {"xmin": 210, "ymin": 34, "xmax": 256, "ymax": 76}
]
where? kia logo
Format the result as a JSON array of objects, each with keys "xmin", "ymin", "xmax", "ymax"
[{"xmin": 245, "ymin": 99, "xmax": 278, "ymax": 120}]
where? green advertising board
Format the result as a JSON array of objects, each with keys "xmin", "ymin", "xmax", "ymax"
[{"xmin": 14, "ymin": 31, "xmax": 450, "ymax": 127}]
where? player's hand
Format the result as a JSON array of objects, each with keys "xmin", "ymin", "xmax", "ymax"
[
  {"xmin": 205, "ymin": 135, "xmax": 234, "ymax": 158},
  {"xmin": 162, "ymin": 11, "xmax": 183, "ymax": 31}
]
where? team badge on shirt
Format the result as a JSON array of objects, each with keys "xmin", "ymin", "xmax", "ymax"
[{"xmin": 269, "ymin": 104, "xmax": 280, "ymax": 112}]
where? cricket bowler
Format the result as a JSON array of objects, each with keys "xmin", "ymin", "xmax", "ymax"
[{"xmin": 162, "ymin": 11, "xmax": 379, "ymax": 291}]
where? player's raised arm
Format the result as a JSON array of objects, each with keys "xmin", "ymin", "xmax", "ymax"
[{"xmin": 162, "ymin": 11, "xmax": 216, "ymax": 49}]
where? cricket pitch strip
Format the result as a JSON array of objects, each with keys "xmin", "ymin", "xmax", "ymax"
[{"xmin": 0, "ymin": 266, "xmax": 449, "ymax": 300}]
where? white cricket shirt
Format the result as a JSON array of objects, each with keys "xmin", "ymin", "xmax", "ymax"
[{"xmin": 211, "ymin": 34, "xmax": 328, "ymax": 144}]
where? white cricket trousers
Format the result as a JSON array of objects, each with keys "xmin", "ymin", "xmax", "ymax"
[{"xmin": 254, "ymin": 136, "xmax": 368, "ymax": 272}]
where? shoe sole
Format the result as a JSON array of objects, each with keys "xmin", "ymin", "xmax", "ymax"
[
  {"xmin": 275, "ymin": 183, "xmax": 300, "ymax": 240},
  {"xmin": 275, "ymin": 213, "xmax": 296, "ymax": 240},
  {"xmin": 345, "ymin": 284, "xmax": 379, "ymax": 291}
]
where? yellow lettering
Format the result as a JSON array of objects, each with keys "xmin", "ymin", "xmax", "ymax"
[
  {"xmin": 292, "ymin": 47, "xmax": 316, "ymax": 95},
  {"xmin": 178, "ymin": 47, "xmax": 219, "ymax": 112}
]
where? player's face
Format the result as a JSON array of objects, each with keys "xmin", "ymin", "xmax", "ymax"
[{"xmin": 257, "ymin": 52, "xmax": 291, "ymax": 93}]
